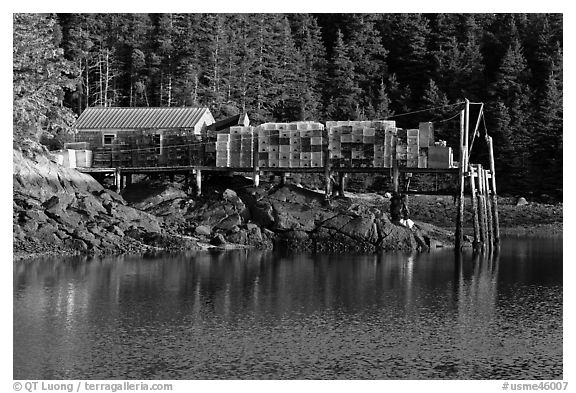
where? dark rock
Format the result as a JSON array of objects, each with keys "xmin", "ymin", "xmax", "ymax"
[
  {"xmin": 124, "ymin": 228, "xmax": 142, "ymax": 240},
  {"xmin": 99, "ymin": 189, "xmax": 125, "ymax": 205},
  {"xmin": 42, "ymin": 196, "xmax": 62, "ymax": 211},
  {"xmin": 64, "ymin": 238, "xmax": 88, "ymax": 251},
  {"xmin": 227, "ymin": 230, "xmax": 248, "ymax": 244},
  {"xmin": 45, "ymin": 209, "xmax": 83, "ymax": 228},
  {"xmin": 132, "ymin": 187, "xmax": 188, "ymax": 211},
  {"xmin": 76, "ymin": 194, "xmax": 107, "ymax": 217},
  {"xmin": 107, "ymin": 225, "xmax": 125, "ymax": 237},
  {"xmin": 54, "ymin": 229, "xmax": 70, "ymax": 240},
  {"xmin": 25, "ymin": 210, "xmax": 49, "ymax": 223},
  {"xmin": 247, "ymin": 226, "xmax": 263, "ymax": 242},
  {"xmin": 215, "ymin": 213, "xmax": 242, "ymax": 231},
  {"xmin": 228, "ymin": 225, "xmax": 241, "ymax": 234},
  {"xmin": 280, "ymin": 230, "xmax": 310, "ymax": 241},
  {"xmin": 210, "ymin": 233, "xmax": 227, "ymax": 246}
]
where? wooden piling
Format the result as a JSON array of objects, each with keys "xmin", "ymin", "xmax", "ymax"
[
  {"xmin": 469, "ymin": 166, "xmax": 481, "ymax": 248},
  {"xmin": 280, "ymin": 172, "xmax": 287, "ymax": 186},
  {"xmin": 115, "ymin": 168, "xmax": 121, "ymax": 193},
  {"xmin": 392, "ymin": 159, "xmax": 400, "ymax": 193},
  {"xmin": 324, "ymin": 145, "xmax": 332, "ymax": 199},
  {"xmin": 487, "ymin": 136, "xmax": 500, "ymax": 243},
  {"xmin": 455, "ymin": 109, "xmax": 466, "ymax": 250},
  {"xmin": 477, "ymin": 164, "xmax": 488, "ymax": 245},
  {"xmin": 253, "ymin": 132, "xmax": 260, "ymax": 187},
  {"xmin": 195, "ymin": 169, "xmax": 202, "ymax": 197},
  {"xmin": 484, "ymin": 169, "xmax": 494, "ymax": 247},
  {"xmin": 338, "ymin": 172, "xmax": 346, "ymax": 197}
]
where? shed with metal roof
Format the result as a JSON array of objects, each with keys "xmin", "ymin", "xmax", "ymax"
[{"xmin": 75, "ymin": 107, "xmax": 215, "ymax": 149}]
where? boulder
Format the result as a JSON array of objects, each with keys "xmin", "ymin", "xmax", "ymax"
[
  {"xmin": 222, "ymin": 189, "xmax": 238, "ymax": 201},
  {"xmin": 42, "ymin": 196, "xmax": 62, "ymax": 211},
  {"xmin": 25, "ymin": 209, "xmax": 49, "ymax": 223},
  {"xmin": 516, "ymin": 197, "xmax": 529, "ymax": 206},
  {"xmin": 210, "ymin": 233, "xmax": 227, "ymax": 246},
  {"xmin": 215, "ymin": 213, "xmax": 242, "ymax": 231},
  {"xmin": 99, "ymin": 189, "xmax": 125, "ymax": 205},
  {"xmin": 227, "ymin": 230, "xmax": 248, "ymax": 245},
  {"xmin": 194, "ymin": 225, "xmax": 212, "ymax": 236},
  {"xmin": 131, "ymin": 187, "xmax": 188, "ymax": 211},
  {"xmin": 250, "ymin": 201, "xmax": 275, "ymax": 227},
  {"xmin": 64, "ymin": 238, "xmax": 88, "ymax": 251}
]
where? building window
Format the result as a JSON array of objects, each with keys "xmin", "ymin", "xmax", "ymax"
[
  {"xmin": 103, "ymin": 134, "xmax": 116, "ymax": 145},
  {"xmin": 152, "ymin": 134, "xmax": 162, "ymax": 154}
]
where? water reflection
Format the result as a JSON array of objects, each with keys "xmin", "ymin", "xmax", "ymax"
[{"xmin": 14, "ymin": 238, "xmax": 562, "ymax": 380}]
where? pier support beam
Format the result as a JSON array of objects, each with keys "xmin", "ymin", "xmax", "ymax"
[
  {"xmin": 469, "ymin": 166, "xmax": 481, "ymax": 249},
  {"xmin": 455, "ymin": 107, "xmax": 467, "ymax": 250},
  {"xmin": 195, "ymin": 169, "xmax": 202, "ymax": 197},
  {"xmin": 477, "ymin": 164, "xmax": 488, "ymax": 245},
  {"xmin": 392, "ymin": 160, "xmax": 400, "ymax": 193},
  {"xmin": 484, "ymin": 169, "xmax": 494, "ymax": 247},
  {"xmin": 338, "ymin": 172, "xmax": 346, "ymax": 197},
  {"xmin": 487, "ymin": 136, "xmax": 500, "ymax": 243},
  {"xmin": 115, "ymin": 168, "xmax": 121, "ymax": 193},
  {"xmin": 324, "ymin": 144, "xmax": 332, "ymax": 199}
]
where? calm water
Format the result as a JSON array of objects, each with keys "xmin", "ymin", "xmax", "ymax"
[{"xmin": 14, "ymin": 237, "xmax": 562, "ymax": 380}]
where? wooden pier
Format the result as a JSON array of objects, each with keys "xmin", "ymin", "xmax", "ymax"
[
  {"xmin": 77, "ymin": 165, "xmax": 459, "ymax": 197},
  {"xmin": 77, "ymin": 98, "xmax": 499, "ymax": 249}
]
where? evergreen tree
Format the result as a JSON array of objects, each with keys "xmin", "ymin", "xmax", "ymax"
[
  {"xmin": 325, "ymin": 30, "xmax": 362, "ymax": 120},
  {"xmin": 291, "ymin": 14, "xmax": 326, "ymax": 120},
  {"xmin": 379, "ymin": 14, "xmax": 431, "ymax": 108},
  {"xmin": 346, "ymin": 14, "xmax": 388, "ymax": 115},
  {"xmin": 13, "ymin": 13, "xmax": 77, "ymax": 146},
  {"xmin": 374, "ymin": 80, "xmax": 393, "ymax": 119}
]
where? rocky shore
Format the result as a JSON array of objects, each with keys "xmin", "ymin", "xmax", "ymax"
[{"xmin": 13, "ymin": 146, "xmax": 562, "ymax": 261}]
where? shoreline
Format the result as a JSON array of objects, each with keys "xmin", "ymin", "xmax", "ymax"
[{"xmin": 13, "ymin": 222, "xmax": 562, "ymax": 262}]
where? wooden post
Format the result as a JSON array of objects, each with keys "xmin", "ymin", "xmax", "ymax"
[
  {"xmin": 253, "ymin": 169, "xmax": 260, "ymax": 187},
  {"xmin": 324, "ymin": 143, "xmax": 332, "ymax": 199},
  {"xmin": 195, "ymin": 169, "xmax": 202, "ymax": 197},
  {"xmin": 125, "ymin": 174, "xmax": 133, "ymax": 186},
  {"xmin": 484, "ymin": 169, "xmax": 494, "ymax": 247},
  {"xmin": 487, "ymin": 136, "xmax": 500, "ymax": 243},
  {"xmin": 455, "ymin": 109, "xmax": 466, "ymax": 250},
  {"xmin": 464, "ymin": 99, "xmax": 470, "ymax": 169},
  {"xmin": 280, "ymin": 172, "xmax": 287, "ymax": 186},
  {"xmin": 477, "ymin": 164, "xmax": 488, "ymax": 245},
  {"xmin": 253, "ymin": 130, "xmax": 260, "ymax": 187},
  {"xmin": 392, "ymin": 158, "xmax": 400, "ymax": 193},
  {"xmin": 338, "ymin": 172, "xmax": 346, "ymax": 197},
  {"xmin": 115, "ymin": 168, "xmax": 121, "ymax": 193},
  {"xmin": 469, "ymin": 166, "xmax": 481, "ymax": 248}
]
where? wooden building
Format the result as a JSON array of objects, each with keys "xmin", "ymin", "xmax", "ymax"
[{"xmin": 74, "ymin": 107, "xmax": 216, "ymax": 167}]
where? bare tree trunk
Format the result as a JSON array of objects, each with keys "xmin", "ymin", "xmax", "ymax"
[
  {"xmin": 167, "ymin": 72, "xmax": 172, "ymax": 107},
  {"xmin": 98, "ymin": 50, "xmax": 103, "ymax": 106},
  {"xmin": 85, "ymin": 56, "xmax": 90, "ymax": 109},
  {"xmin": 104, "ymin": 49, "xmax": 110, "ymax": 107},
  {"xmin": 159, "ymin": 71, "xmax": 163, "ymax": 106},
  {"xmin": 193, "ymin": 75, "xmax": 198, "ymax": 105}
]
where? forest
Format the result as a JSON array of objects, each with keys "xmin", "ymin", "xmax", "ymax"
[{"xmin": 13, "ymin": 13, "xmax": 562, "ymax": 198}]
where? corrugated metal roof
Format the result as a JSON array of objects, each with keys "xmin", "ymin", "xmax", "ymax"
[{"xmin": 76, "ymin": 107, "xmax": 211, "ymax": 129}]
